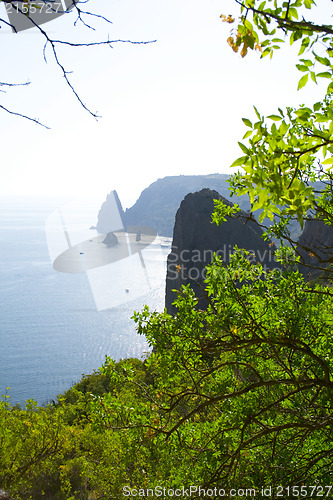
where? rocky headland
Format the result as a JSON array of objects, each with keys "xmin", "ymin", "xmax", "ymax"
[{"xmin": 97, "ymin": 175, "xmax": 251, "ymax": 238}]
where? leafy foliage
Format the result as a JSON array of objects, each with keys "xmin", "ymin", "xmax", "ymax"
[
  {"xmin": 2, "ymin": 255, "xmax": 333, "ymax": 497},
  {"xmin": 220, "ymin": 0, "xmax": 333, "ymax": 235}
]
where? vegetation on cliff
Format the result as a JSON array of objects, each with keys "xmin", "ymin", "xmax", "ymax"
[
  {"xmin": 2, "ymin": 252, "xmax": 333, "ymax": 498},
  {"xmin": 2, "ymin": 1, "xmax": 333, "ymax": 498}
]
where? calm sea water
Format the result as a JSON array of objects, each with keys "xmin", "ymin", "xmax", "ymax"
[{"xmin": 0, "ymin": 197, "xmax": 170, "ymax": 406}]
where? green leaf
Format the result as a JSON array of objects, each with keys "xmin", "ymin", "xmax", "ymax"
[
  {"xmin": 316, "ymin": 72, "xmax": 332, "ymax": 78},
  {"xmin": 253, "ymin": 106, "xmax": 261, "ymax": 120},
  {"xmin": 329, "ymin": 120, "xmax": 333, "ymax": 135},
  {"xmin": 238, "ymin": 142, "xmax": 249, "ymax": 154},
  {"xmin": 310, "ymin": 72, "xmax": 317, "ymax": 83},
  {"xmin": 314, "ymin": 54, "xmax": 330, "ymax": 66},
  {"xmin": 261, "ymin": 48, "xmax": 271, "ymax": 58},
  {"xmin": 244, "ymin": 34, "xmax": 255, "ymax": 49},
  {"xmin": 242, "ymin": 118, "xmax": 252, "ymax": 127},
  {"xmin": 271, "ymin": 123, "xmax": 278, "ymax": 137},
  {"xmin": 295, "ymin": 107, "xmax": 312, "ymax": 116},
  {"xmin": 322, "ymin": 157, "xmax": 333, "ymax": 165},
  {"xmin": 288, "ymin": 7, "xmax": 298, "ymax": 19},
  {"xmin": 297, "ymin": 211, "xmax": 304, "ymax": 228},
  {"xmin": 243, "ymin": 18, "xmax": 254, "ymax": 31},
  {"xmin": 279, "ymin": 121, "xmax": 289, "ymax": 135},
  {"xmin": 243, "ymin": 130, "xmax": 252, "ymax": 139},
  {"xmin": 315, "ymin": 114, "xmax": 329, "ymax": 123},
  {"xmin": 290, "ymin": 30, "xmax": 302, "ymax": 45},
  {"xmin": 298, "ymin": 37, "xmax": 310, "ymax": 56},
  {"xmin": 267, "ymin": 114, "xmax": 282, "ymax": 121},
  {"xmin": 296, "ymin": 64, "xmax": 308, "ymax": 72},
  {"xmin": 297, "ymin": 74, "xmax": 308, "ymax": 90},
  {"xmin": 258, "ymin": 210, "xmax": 266, "ymax": 223},
  {"xmin": 300, "ymin": 59, "xmax": 313, "ymax": 67},
  {"xmin": 230, "ymin": 156, "xmax": 248, "ymax": 168}
]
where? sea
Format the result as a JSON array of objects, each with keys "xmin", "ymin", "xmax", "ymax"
[{"xmin": 0, "ymin": 196, "xmax": 171, "ymax": 406}]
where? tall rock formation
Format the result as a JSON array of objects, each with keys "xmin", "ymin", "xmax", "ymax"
[
  {"xmin": 165, "ymin": 189, "xmax": 278, "ymax": 314},
  {"xmin": 96, "ymin": 190, "xmax": 125, "ymax": 234}
]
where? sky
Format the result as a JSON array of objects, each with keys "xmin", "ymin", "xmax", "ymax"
[{"xmin": 1, "ymin": 0, "xmax": 332, "ymax": 209}]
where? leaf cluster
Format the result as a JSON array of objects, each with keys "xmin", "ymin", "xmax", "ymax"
[{"xmin": 220, "ymin": 1, "xmax": 333, "ymax": 281}]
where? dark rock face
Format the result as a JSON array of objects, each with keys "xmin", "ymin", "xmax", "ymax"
[
  {"xmin": 297, "ymin": 218, "xmax": 333, "ymax": 279},
  {"xmin": 165, "ymin": 189, "xmax": 278, "ymax": 314}
]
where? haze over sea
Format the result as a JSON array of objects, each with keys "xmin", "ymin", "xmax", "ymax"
[{"xmin": 0, "ymin": 196, "xmax": 170, "ymax": 406}]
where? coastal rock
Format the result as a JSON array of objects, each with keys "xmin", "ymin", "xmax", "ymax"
[
  {"xmin": 165, "ymin": 189, "xmax": 278, "ymax": 314},
  {"xmin": 102, "ymin": 232, "xmax": 119, "ymax": 246}
]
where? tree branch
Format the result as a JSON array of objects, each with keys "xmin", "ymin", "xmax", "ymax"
[
  {"xmin": 0, "ymin": 104, "xmax": 50, "ymax": 128},
  {"xmin": 0, "ymin": 1, "xmax": 156, "ymax": 125}
]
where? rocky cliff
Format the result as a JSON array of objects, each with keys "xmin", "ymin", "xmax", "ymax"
[
  {"xmin": 165, "ymin": 189, "xmax": 278, "ymax": 314},
  {"xmin": 96, "ymin": 176, "xmax": 323, "ymax": 240},
  {"xmin": 123, "ymin": 174, "xmax": 250, "ymax": 237}
]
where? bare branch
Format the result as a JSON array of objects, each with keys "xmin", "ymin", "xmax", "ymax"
[
  {"xmin": 0, "ymin": 81, "xmax": 30, "ymax": 87},
  {"xmin": 0, "ymin": 14, "xmax": 18, "ymax": 32},
  {"xmin": 0, "ymin": 1, "xmax": 156, "ymax": 124},
  {"xmin": 0, "ymin": 104, "xmax": 50, "ymax": 128}
]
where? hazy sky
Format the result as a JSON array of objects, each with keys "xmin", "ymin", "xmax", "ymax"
[{"xmin": 1, "ymin": 0, "xmax": 331, "ymax": 208}]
